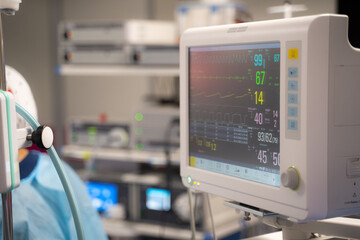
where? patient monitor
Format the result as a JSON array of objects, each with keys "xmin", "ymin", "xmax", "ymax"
[{"xmin": 180, "ymin": 14, "xmax": 360, "ymax": 222}]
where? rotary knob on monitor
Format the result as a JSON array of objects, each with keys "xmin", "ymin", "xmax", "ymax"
[{"xmin": 281, "ymin": 166, "xmax": 301, "ymax": 190}]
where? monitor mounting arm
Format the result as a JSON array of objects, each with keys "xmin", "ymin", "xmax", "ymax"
[{"xmin": 225, "ymin": 200, "xmax": 360, "ymax": 240}]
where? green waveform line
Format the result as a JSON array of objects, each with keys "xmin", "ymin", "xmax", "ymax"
[{"xmin": 192, "ymin": 75, "xmax": 249, "ymax": 80}]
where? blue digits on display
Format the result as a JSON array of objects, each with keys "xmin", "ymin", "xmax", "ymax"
[{"xmin": 254, "ymin": 54, "xmax": 263, "ymax": 66}]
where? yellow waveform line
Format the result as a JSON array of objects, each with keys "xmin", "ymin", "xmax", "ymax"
[
  {"xmin": 220, "ymin": 93, "xmax": 235, "ymax": 99},
  {"xmin": 235, "ymin": 92, "xmax": 251, "ymax": 98},
  {"xmin": 192, "ymin": 91, "xmax": 205, "ymax": 97},
  {"xmin": 205, "ymin": 92, "xmax": 221, "ymax": 98},
  {"xmin": 201, "ymin": 91, "xmax": 251, "ymax": 99}
]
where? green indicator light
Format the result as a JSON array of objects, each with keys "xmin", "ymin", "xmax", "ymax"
[
  {"xmin": 187, "ymin": 176, "xmax": 192, "ymax": 184},
  {"xmin": 135, "ymin": 113, "xmax": 144, "ymax": 122},
  {"xmin": 135, "ymin": 128, "xmax": 143, "ymax": 136},
  {"xmin": 136, "ymin": 143, "xmax": 144, "ymax": 151},
  {"xmin": 87, "ymin": 126, "xmax": 97, "ymax": 135}
]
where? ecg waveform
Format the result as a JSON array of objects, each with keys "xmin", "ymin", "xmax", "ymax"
[
  {"xmin": 191, "ymin": 53, "xmax": 251, "ymax": 64},
  {"xmin": 191, "ymin": 52, "xmax": 272, "ymax": 69},
  {"xmin": 191, "ymin": 75, "xmax": 250, "ymax": 81},
  {"xmin": 191, "ymin": 90, "xmax": 252, "ymax": 100}
]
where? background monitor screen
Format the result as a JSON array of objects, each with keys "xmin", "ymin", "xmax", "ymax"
[
  {"xmin": 188, "ymin": 42, "xmax": 281, "ymax": 187},
  {"xmin": 146, "ymin": 188, "xmax": 171, "ymax": 211},
  {"xmin": 86, "ymin": 181, "xmax": 118, "ymax": 212}
]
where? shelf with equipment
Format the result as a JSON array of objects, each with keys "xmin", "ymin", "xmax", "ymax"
[
  {"xmin": 57, "ymin": 64, "xmax": 179, "ymax": 77},
  {"xmin": 61, "ymin": 144, "xmax": 180, "ymax": 166}
]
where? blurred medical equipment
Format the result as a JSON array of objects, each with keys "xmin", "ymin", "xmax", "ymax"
[
  {"xmin": 63, "ymin": 105, "xmax": 246, "ymax": 238},
  {"xmin": 0, "ymin": 1, "xmax": 85, "ymax": 239},
  {"xmin": 267, "ymin": 1, "xmax": 307, "ymax": 18},
  {"xmin": 175, "ymin": 1, "xmax": 251, "ymax": 39},
  {"xmin": 58, "ymin": 20, "xmax": 179, "ymax": 66},
  {"xmin": 132, "ymin": 45, "xmax": 179, "ymax": 66},
  {"xmin": 132, "ymin": 104, "xmax": 179, "ymax": 152},
  {"xmin": 60, "ymin": 44, "xmax": 179, "ymax": 66},
  {"xmin": 86, "ymin": 181, "xmax": 120, "ymax": 214},
  {"xmin": 180, "ymin": 14, "xmax": 360, "ymax": 239},
  {"xmin": 84, "ymin": 174, "xmax": 245, "ymax": 239},
  {"xmin": 68, "ymin": 119, "xmax": 130, "ymax": 149},
  {"xmin": 59, "ymin": 20, "xmax": 176, "ymax": 46}
]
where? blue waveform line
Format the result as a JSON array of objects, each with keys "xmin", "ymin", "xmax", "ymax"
[{"xmin": 192, "ymin": 53, "xmax": 251, "ymax": 64}]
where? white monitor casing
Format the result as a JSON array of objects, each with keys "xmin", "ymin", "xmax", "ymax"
[{"xmin": 180, "ymin": 14, "xmax": 360, "ymax": 222}]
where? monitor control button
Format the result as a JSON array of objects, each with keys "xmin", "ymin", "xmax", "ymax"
[
  {"xmin": 187, "ymin": 176, "xmax": 192, "ymax": 184},
  {"xmin": 281, "ymin": 167, "xmax": 300, "ymax": 190}
]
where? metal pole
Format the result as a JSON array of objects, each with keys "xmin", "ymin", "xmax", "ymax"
[
  {"xmin": 0, "ymin": 12, "xmax": 14, "ymax": 240},
  {"xmin": 2, "ymin": 193, "xmax": 13, "ymax": 240}
]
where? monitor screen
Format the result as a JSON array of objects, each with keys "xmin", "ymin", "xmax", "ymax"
[
  {"xmin": 146, "ymin": 188, "xmax": 171, "ymax": 211},
  {"xmin": 188, "ymin": 42, "xmax": 281, "ymax": 187},
  {"xmin": 86, "ymin": 181, "xmax": 118, "ymax": 212}
]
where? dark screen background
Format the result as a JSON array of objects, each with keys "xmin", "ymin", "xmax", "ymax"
[{"xmin": 189, "ymin": 43, "xmax": 280, "ymax": 179}]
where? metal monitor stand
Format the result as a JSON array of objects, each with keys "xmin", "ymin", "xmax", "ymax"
[
  {"xmin": 263, "ymin": 215, "xmax": 360, "ymax": 240},
  {"xmin": 225, "ymin": 201, "xmax": 360, "ymax": 240}
]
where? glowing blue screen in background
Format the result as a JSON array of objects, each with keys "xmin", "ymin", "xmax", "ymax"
[
  {"xmin": 146, "ymin": 188, "xmax": 171, "ymax": 211},
  {"xmin": 86, "ymin": 181, "xmax": 118, "ymax": 212}
]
